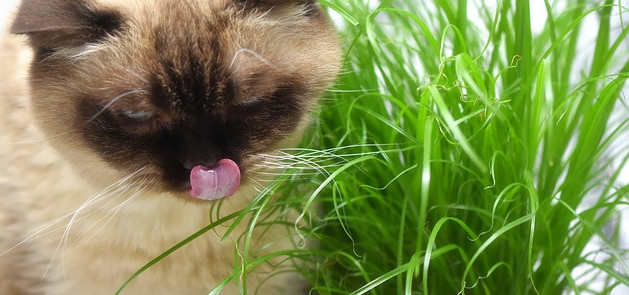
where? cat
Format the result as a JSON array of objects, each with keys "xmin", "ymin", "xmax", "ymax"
[{"xmin": 0, "ymin": 0, "xmax": 341, "ymax": 294}]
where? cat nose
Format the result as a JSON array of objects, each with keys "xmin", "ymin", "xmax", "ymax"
[
  {"xmin": 181, "ymin": 158, "xmax": 218, "ymax": 170},
  {"xmin": 177, "ymin": 138, "xmax": 222, "ymax": 170}
]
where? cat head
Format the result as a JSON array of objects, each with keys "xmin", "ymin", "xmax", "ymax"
[{"xmin": 12, "ymin": 0, "xmax": 342, "ymax": 200}]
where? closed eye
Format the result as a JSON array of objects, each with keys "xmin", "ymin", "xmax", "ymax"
[
  {"xmin": 235, "ymin": 97, "xmax": 264, "ymax": 108},
  {"xmin": 120, "ymin": 109, "xmax": 155, "ymax": 122}
]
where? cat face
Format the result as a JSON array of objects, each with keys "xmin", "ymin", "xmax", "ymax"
[{"xmin": 12, "ymin": 0, "xmax": 341, "ymax": 199}]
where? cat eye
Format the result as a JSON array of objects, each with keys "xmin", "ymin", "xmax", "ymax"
[
  {"xmin": 236, "ymin": 97, "xmax": 264, "ymax": 108},
  {"xmin": 120, "ymin": 109, "xmax": 155, "ymax": 122}
]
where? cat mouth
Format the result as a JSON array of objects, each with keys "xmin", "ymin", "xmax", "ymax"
[{"xmin": 188, "ymin": 158, "xmax": 241, "ymax": 201}]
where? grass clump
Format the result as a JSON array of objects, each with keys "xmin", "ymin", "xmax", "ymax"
[{"xmin": 297, "ymin": 0, "xmax": 629, "ymax": 294}]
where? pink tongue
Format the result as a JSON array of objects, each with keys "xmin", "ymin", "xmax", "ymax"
[{"xmin": 189, "ymin": 159, "xmax": 241, "ymax": 201}]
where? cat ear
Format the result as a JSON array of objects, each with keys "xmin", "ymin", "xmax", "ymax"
[{"xmin": 11, "ymin": 0, "xmax": 122, "ymax": 47}]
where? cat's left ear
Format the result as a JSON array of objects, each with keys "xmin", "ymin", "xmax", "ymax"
[{"xmin": 11, "ymin": 0, "xmax": 122, "ymax": 47}]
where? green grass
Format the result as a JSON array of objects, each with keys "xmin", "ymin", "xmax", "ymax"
[{"xmin": 118, "ymin": 0, "xmax": 629, "ymax": 294}]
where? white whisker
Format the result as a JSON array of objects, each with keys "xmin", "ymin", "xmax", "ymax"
[
  {"xmin": 251, "ymin": 161, "xmax": 345, "ymax": 170},
  {"xmin": 40, "ymin": 167, "xmax": 147, "ymax": 281},
  {"xmin": 8, "ymin": 130, "xmax": 75, "ymax": 145},
  {"xmin": 123, "ymin": 68, "xmax": 149, "ymax": 84},
  {"xmin": 77, "ymin": 175, "xmax": 153, "ymax": 245},
  {"xmin": 249, "ymin": 171, "xmax": 323, "ymax": 177},
  {"xmin": 63, "ymin": 181, "xmax": 138, "ymax": 248},
  {"xmin": 246, "ymin": 176, "xmax": 266, "ymax": 194},
  {"xmin": 0, "ymin": 213, "xmax": 73, "ymax": 257},
  {"xmin": 2, "ymin": 168, "xmax": 147, "ymax": 259},
  {"xmin": 88, "ymin": 89, "xmax": 147, "ymax": 122},
  {"xmin": 229, "ymin": 48, "xmax": 276, "ymax": 70}
]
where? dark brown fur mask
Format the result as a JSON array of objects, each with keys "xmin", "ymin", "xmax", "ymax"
[{"xmin": 11, "ymin": 0, "xmax": 341, "ymax": 196}]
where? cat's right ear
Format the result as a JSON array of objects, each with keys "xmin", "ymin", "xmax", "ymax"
[{"xmin": 11, "ymin": 0, "xmax": 122, "ymax": 48}]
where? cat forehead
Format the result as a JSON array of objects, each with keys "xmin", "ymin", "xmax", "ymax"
[
  {"xmin": 92, "ymin": 0, "xmax": 315, "ymax": 21},
  {"xmin": 92, "ymin": 1, "xmax": 320, "ymax": 94},
  {"xmin": 94, "ymin": 0, "xmax": 229, "ymax": 21},
  {"xmin": 88, "ymin": 0, "xmax": 320, "ymax": 64},
  {"xmin": 18, "ymin": 0, "xmax": 342, "ymax": 109}
]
